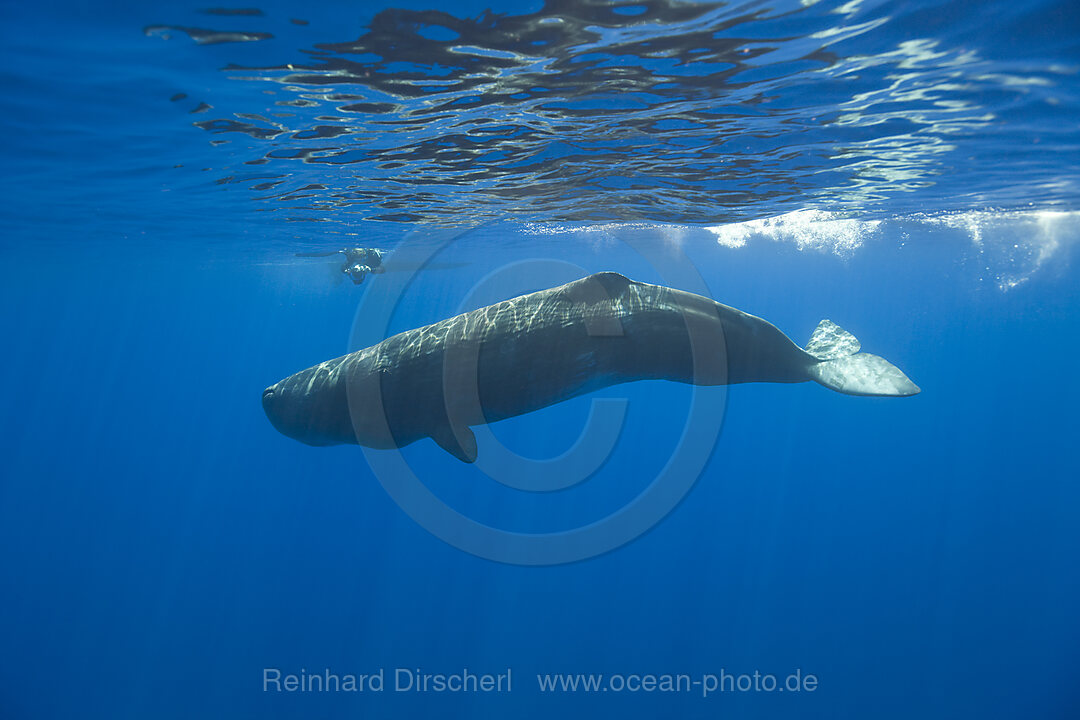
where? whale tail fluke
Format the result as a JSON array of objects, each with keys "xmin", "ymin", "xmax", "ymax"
[{"xmin": 804, "ymin": 320, "xmax": 920, "ymax": 397}]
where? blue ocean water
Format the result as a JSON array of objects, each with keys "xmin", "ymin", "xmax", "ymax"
[{"xmin": 1, "ymin": 0, "xmax": 1079, "ymax": 718}]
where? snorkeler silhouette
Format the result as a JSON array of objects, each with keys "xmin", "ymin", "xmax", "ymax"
[{"xmin": 296, "ymin": 247, "xmax": 386, "ymax": 285}]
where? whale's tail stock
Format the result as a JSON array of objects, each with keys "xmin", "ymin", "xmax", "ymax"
[{"xmin": 803, "ymin": 320, "xmax": 920, "ymax": 397}]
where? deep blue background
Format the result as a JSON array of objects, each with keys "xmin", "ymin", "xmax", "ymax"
[
  {"xmin": 2, "ymin": 0, "xmax": 1079, "ymax": 718},
  {"xmin": 2, "ymin": 226, "xmax": 1078, "ymax": 718}
]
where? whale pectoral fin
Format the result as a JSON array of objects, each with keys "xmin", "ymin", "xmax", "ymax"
[{"xmin": 431, "ymin": 424, "xmax": 478, "ymax": 463}]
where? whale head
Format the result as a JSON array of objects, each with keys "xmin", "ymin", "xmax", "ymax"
[{"xmin": 261, "ymin": 368, "xmax": 353, "ymax": 447}]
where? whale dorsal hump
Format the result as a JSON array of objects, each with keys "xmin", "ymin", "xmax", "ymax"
[
  {"xmin": 558, "ymin": 272, "xmax": 635, "ymax": 303},
  {"xmin": 583, "ymin": 272, "xmax": 634, "ymax": 300},
  {"xmin": 556, "ymin": 273, "xmax": 636, "ymax": 337}
]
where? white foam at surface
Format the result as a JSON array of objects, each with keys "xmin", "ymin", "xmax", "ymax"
[
  {"xmin": 706, "ymin": 209, "xmax": 879, "ymax": 257},
  {"xmin": 920, "ymin": 209, "xmax": 1080, "ymax": 290},
  {"xmin": 523, "ymin": 208, "xmax": 1080, "ymax": 292}
]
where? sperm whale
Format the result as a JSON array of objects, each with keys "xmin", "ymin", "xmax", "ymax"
[{"xmin": 262, "ymin": 272, "xmax": 919, "ymax": 462}]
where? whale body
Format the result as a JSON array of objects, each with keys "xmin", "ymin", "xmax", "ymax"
[{"xmin": 262, "ymin": 272, "xmax": 919, "ymax": 462}]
